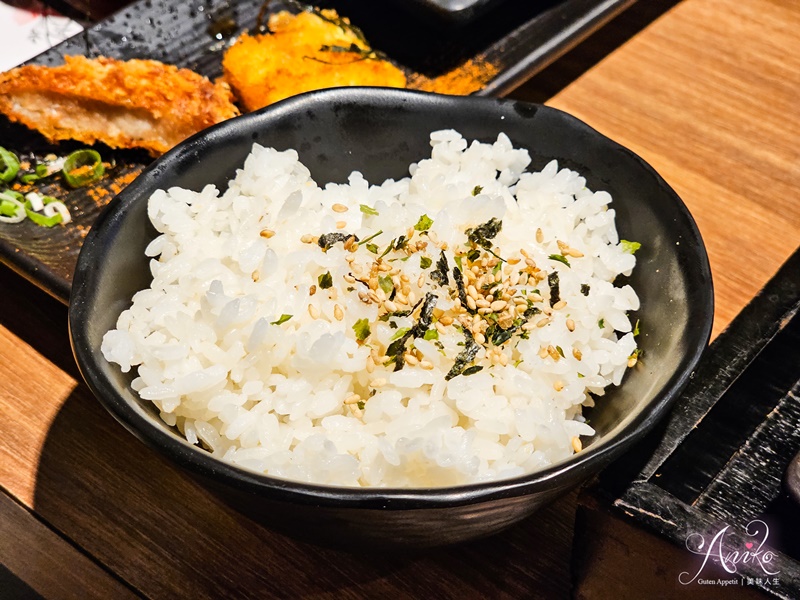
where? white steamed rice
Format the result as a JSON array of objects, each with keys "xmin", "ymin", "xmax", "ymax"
[{"xmin": 101, "ymin": 130, "xmax": 639, "ymax": 487}]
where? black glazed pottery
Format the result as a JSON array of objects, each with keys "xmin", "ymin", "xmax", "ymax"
[{"xmin": 69, "ymin": 88, "xmax": 714, "ymax": 547}]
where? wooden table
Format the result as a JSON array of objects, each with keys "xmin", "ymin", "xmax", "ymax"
[{"xmin": 1, "ymin": 0, "xmax": 798, "ymax": 597}]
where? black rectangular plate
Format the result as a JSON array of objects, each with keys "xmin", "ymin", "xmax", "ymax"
[{"xmin": 0, "ymin": 0, "xmax": 636, "ymax": 304}]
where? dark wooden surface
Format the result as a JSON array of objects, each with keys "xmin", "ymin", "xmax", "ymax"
[{"xmin": 2, "ymin": 0, "xmax": 800, "ymax": 598}]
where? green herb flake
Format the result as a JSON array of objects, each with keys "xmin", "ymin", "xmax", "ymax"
[
  {"xmin": 366, "ymin": 243, "xmax": 379, "ymax": 254},
  {"xmin": 492, "ymin": 262, "xmax": 502, "ymax": 275},
  {"xmin": 513, "ymin": 359, "xmax": 524, "ymax": 368},
  {"xmin": 423, "ymin": 328, "xmax": 439, "ymax": 341},
  {"xmin": 472, "ymin": 185, "xmax": 483, "ymax": 196},
  {"xmin": 357, "ymin": 401, "xmax": 366, "ymax": 410},
  {"xmin": 454, "ymin": 255, "xmax": 463, "ymax": 271},
  {"xmin": 360, "ymin": 204, "xmax": 379, "ymax": 216},
  {"xmin": 549, "ymin": 254, "xmax": 571, "ymax": 267},
  {"xmin": 598, "ymin": 318, "xmax": 605, "ymax": 329},
  {"xmin": 556, "ymin": 345, "xmax": 565, "ymax": 358},
  {"xmin": 318, "ymin": 271, "xmax": 333, "ymax": 289},
  {"xmin": 633, "ymin": 319, "xmax": 641, "ymax": 336},
  {"xmin": 420, "ymin": 256, "xmax": 432, "ymax": 269},
  {"xmin": 577, "ymin": 373, "xmax": 584, "ymax": 378},
  {"xmin": 391, "ymin": 327, "xmax": 411, "ymax": 341},
  {"xmin": 270, "ymin": 314, "xmax": 293, "ymax": 325},
  {"xmin": 379, "ymin": 275, "xmax": 394, "ymax": 295},
  {"xmin": 621, "ymin": 240, "xmax": 641, "ymax": 254},
  {"xmin": 413, "ymin": 214, "xmax": 434, "ymax": 232},
  {"xmin": 353, "ymin": 318, "xmax": 371, "ymax": 341},
  {"xmin": 359, "ymin": 230, "xmax": 383, "ymax": 245}
]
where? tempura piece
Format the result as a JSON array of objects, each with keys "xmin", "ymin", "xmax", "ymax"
[
  {"xmin": 0, "ymin": 56, "xmax": 240, "ymax": 156},
  {"xmin": 222, "ymin": 9, "xmax": 406, "ymax": 112}
]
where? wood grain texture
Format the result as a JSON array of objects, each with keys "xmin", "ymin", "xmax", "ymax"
[
  {"xmin": 1, "ymin": 0, "xmax": 799, "ymax": 597},
  {"xmin": 0, "ymin": 490, "xmax": 139, "ymax": 600}
]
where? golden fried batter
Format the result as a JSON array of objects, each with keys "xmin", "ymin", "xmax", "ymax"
[
  {"xmin": 0, "ymin": 55, "xmax": 240, "ymax": 156},
  {"xmin": 222, "ymin": 10, "xmax": 406, "ymax": 112}
]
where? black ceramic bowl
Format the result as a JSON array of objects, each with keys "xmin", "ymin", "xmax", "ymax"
[{"xmin": 69, "ymin": 88, "xmax": 713, "ymax": 547}]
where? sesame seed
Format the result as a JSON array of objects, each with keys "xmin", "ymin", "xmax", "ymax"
[
  {"xmin": 366, "ymin": 357, "xmax": 375, "ymax": 373},
  {"xmin": 439, "ymin": 315, "xmax": 454, "ymax": 326},
  {"xmin": 567, "ymin": 248, "xmax": 584, "ymax": 258},
  {"xmin": 499, "ymin": 352, "xmax": 509, "ymax": 366},
  {"xmin": 405, "ymin": 354, "xmax": 419, "ymax": 366},
  {"xmin": 440, "ymin": 242, "xmax": 448, "ymax": 251},
  {"xmin": 628, "ymin": 356, "xmax": 638, "ymax": 368},
  {"xmin": 309, "ymin": 285, "xmax": 317, "ymax": 296},
  {"xmin": 368, "ymin": 291, "xmax": 380, "ymax": 303},
  {"xmin": 308, "ymin": 304, "xmax": 320, "ymax": 319},
  {"xmin": 566, "ymin": 318, "xmax": 575, "ymax": 331},
  {"xmin": 476, "ymin": 298, "xmax": 491, "ymax": 309},
  {"xmin": 343, "ymin": 236, "xmax": 356, "ymax": 250},
  {"xmin": 384, "ymin": 300, "xmax": 398, "ymax": 312},
  {"xmin": 548, "ymin": 345, "xmax": 560, "ymax": 360},
  {"xmin": 490, "ymin": 300, "xmax": 507, "ymax": 312},
  {"xmin": 344, "ymin": 274, "xmax": 356, "ymax": 283},
  {"xmin": 553, "ymin": 300, "xmax": 567, "ymax": 310},
  {"xmin": 300, "ymin": 234, "xmax": 315, "ymax": 244},
  {"xmin": 536, "ymin": 317, "xmax": 552, "ymax": 328},
  {"xmin": 435, "ymin": 321, "xmax": 447, "ymax": 334},
  {"xmin": 344, "ymin": 393, "xmax": 361, "ymax": 405},
  {"xmin": 408, "ymin": 291, "xmax": 417, "ymax": 305},
  {"xmin": 332, "ymin": 203, "xmax": 348, "ymax": 213},
  {"xmin": 260, "ymin": 228, "xmax": 276, "ymax": 239},
  {"xmin": 515, "ymin": 304, "xmax": 527, "ymax": 315},
  {"xmin": 467, "ymin": 296, "xmax": 478, "ymax": 311},
  {"xmin": 345, "ymin": 255, "xmax": 355, "ymax": 264},
  {"xmin": 507, "ymin": 257, "xmax": 521, "ymax": 265},
  {"xmin": 336, "ymin": 220, "xmax": 346, "ymax": 229},
  {"xmin": 573, "ymin": 348, "xmax": 583, "ymax": 361},
  {"xmin": 522, "ymin": 322, "xmax": 536, "ymax": 331},
  {"xmin": 529, "ymin": 293, "xmax": 543, "ymax": 303},
  {"xmin": 538, "ymin": 347, "xmax": 549, "ymax": 358},
  {"xmin": 402, "ymin": 284, "xmax": 412, "ymax": 296},
  {"xmin": 334, "ymin": 304, "xmax": 344, "ymax": 321},
  {"xmin": 536, "ymin": 228, "xmax": 544, "ymax": 243},
  {"xmin": 525, "ymin": 257, "xmax": 536, "ymax": 268},
  {"xmin": 557, "ymin": 240, "xmax": 568, "ymax": 252},
  {"xmin": 417, "ymin": 274, "xmax": 426, "ymax": 288},
  {"xmin": 554, "ymin": 380, "xmax": 564, "ymax": 392},
  {"xmin": 478, "ymin": 307, "xmax": 492, "ymax": 315},
  {"xmin": 370, "ymin": 378, "xmax": 388, "ymax": 388},
  {"xmin": 467, "ymin": 285, "xmax": 479, "ymax": 300},
  {"xmin": 572, "ymin": 437, "xmax": 582, "ymax": 452},
  {"xmin": 396, "ymin": 293, "xmax": 408, "ymax": 305},
  {"xmin": 475, "ymin": 333, "xmax": 486, "ymax": 345},
  {"xmin": 420, "ymin": 360, "xmax": 434, "ymax": 370}
]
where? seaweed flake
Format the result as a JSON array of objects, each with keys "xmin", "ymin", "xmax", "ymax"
[
  {"xmin": 431, "ymin": 251, "xmax": 449, "ymax": 287},
  {"xmin": 318, "ymin": 232, "xmax": 358, "ymax": 250},
  {"xmin": 445, "ymin": 329, "xmax": 480, "ymax": 380},
  {"xmin": 465, "ymin": 217, "xmax": 502, "ymax": 249},
  {"xmin": 580, "ymin": 284, "xmax": 591, "ymax": 296},
  {"xmin": 548, "ymin": 271, "xmax": 561, "ymax": 307},
  {"xmin": 452, "ymin": 266, "xmax": 469, "ymax": 309},
  {"xmin": 385, "ymin": 293, "xmax": 437, "ymax": 371}
]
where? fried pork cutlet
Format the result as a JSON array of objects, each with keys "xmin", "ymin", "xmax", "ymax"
[
  {"xmin": 222, "ymin": 10, "xmax": 406, "ymax": 112},
  {"xmin": 0, "ymin": 56, "xmax": 240, "ymax": 156}
]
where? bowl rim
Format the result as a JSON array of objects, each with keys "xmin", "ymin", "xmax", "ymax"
[{"xmin": 69, "ymin": 87, "xmax": 714, "ymax": 509}]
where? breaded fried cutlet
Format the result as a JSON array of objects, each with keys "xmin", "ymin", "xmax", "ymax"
[
  {"xmin": 0, "ymin": 56, "xmax": 240, "ymax": 156},
  {"xmin": 222, "ymin": 10, "xmax": 406, "ymax": 112}
]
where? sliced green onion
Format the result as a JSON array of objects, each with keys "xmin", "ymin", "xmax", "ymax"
[
  {"xmin": 42, "ymin": 199, "xmax": 71, "ymax": 224},
  {"xmin": 20, "ymin": 173, "xmax": 40, "ymax": 184},
  {"xmin": 23, "ymin": 194, "xmax": 63, "ymax": 227},
  {"xmin": 0, "ymin": 148, "xmax": 20, "ymax": 183},
  {"xmin": 63, "ymin": 149, "xmax": 104, "ymax": 188},
  {"xmin": 0, "ymin": 191, "xmax": 26, "ymax": 223}
]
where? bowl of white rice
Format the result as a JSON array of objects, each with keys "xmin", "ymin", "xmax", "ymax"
[{"xmin": 69, "ymin": 88, "xmax": 713, "ymax": 547}]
